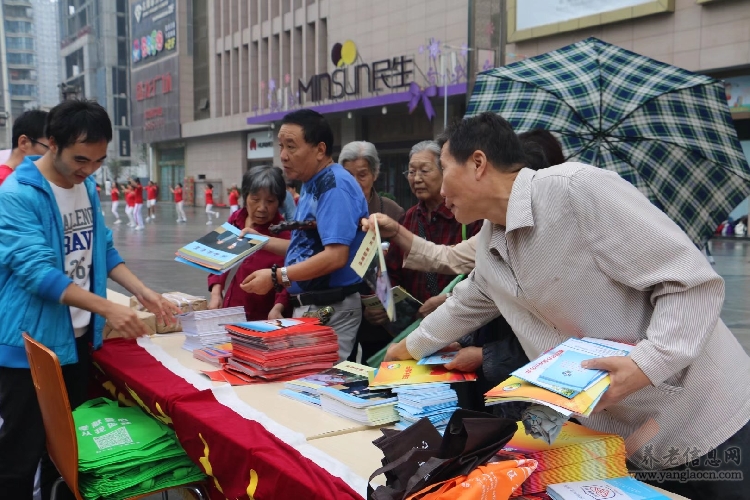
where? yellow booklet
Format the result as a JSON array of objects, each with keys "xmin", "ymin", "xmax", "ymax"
[
  {"xmin": 485, "ymin": 375, "xmax": 610, "ymax": 417},
  {"xmin": 369, "ymin": 360, "xmax": 477, "ymax": 389}
]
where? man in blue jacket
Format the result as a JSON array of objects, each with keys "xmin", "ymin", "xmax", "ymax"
[{"xmin": 0, "ymin": 100, "xmax": 178, "ymax": 500}]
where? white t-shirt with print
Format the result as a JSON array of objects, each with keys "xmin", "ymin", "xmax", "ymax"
[{"xmin": 50, "ymin": 182, "xmax": 93, "ymax": 338}]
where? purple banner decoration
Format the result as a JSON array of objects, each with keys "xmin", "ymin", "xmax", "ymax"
[{"xmin": 408, "ymin": 82, "xmax": 437, "ymax": 121}]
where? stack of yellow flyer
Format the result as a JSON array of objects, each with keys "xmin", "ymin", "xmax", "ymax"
[
  {"xmin": 485, "ymin": 338, "xmax": 633, "ymax": 417},
  {"xmin": 498, "ymin": 421, "xmax": 629, "ymax": 495}
]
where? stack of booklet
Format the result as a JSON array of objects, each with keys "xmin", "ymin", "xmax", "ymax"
[
  {"xmin": 180, "ymin": 306, "xmax": 246, "ymax": 352},
  {"xmin": 547, "ymin": 476, "xmax": 671, "ymax": 500},
  {"xmin": 485, "ymin": 337, "xmax": 633, "ymax": 418},
  {"xmin": 497, "ymin": 421, "xmax": 628, "ymax": 495},
  {"xmin": 223, "ymin": 318, "xmax": 339, "ymax": 382},
  {"xmin": 391, "ymin": 383, "xmax": 458, "ymax": 434},
  {"xmin": 281, "ymin": 361, "xmax": 399, "ymax": 425},
  {"xmin": 280, "ymin": 361, "xmax": 376, "ymax": 407},
  {"xmin": 192, "ymin": 343, "xmax": 232, "ymax": 367},
  {"xmin": 175, "ymin": 223, "xmax": 269, "ymax": 274}
]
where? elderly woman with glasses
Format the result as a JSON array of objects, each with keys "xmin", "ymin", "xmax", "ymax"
[
  {"xmin": 207, "ymin": 165, "xmax": 291, "ymax": 320},
  {"xmin": 366, "ymin": 140, "xmax": 482, "ymax": 326},
  {"xmin": 339, "ymin": 141, "xmax": 404, "ymax": 221}
]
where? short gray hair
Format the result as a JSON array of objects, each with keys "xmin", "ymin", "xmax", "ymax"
[
  {"xmin": 339, "ymin": 141, "xmax": 380, "ymax": 178},
  {"xmin": 409, "ymin": 140, "xmax": 442, "ymax": 169},
  {"xmin": 241, "ymin": 165, "xmax": 286, "ymax": 206}
]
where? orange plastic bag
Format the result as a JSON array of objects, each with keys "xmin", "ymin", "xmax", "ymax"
[{"xmin": 405, "ymin": 459, "xmax": 538, "ymax": 500}]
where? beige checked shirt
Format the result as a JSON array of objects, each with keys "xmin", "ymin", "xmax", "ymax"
[{"xmin": 406, "ymin": 163, "xmax": 750, "ymax": 469}]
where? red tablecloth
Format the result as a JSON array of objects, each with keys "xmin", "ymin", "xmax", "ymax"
[{"xmin": 93, "ymin": 338, "xmax": 363, "ymax": 500}]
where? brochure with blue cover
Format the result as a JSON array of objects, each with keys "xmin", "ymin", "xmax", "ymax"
[
  {"xmin": 538, "ymin": 350, "xmax": 601, "ymax": 390},
  {"xmin": 176, "ymin": 223, "xmax": 269, "ymax": 274},
  {"xmin": 317, "ymin": 381, "xmax": 397, "ymax": 408},
  {"xmin": 417, "ymin": 351, "xmax": 459, "ymax": 365}
]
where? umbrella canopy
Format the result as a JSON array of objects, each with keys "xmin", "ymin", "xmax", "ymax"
[{"xmin": 466, "ymin": 37, "xmax": 750, "ymax": 245}]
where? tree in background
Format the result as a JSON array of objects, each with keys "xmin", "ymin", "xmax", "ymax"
[{"xmin": 108, "ymin": 159, "xmax": 124, "ymax": 184}]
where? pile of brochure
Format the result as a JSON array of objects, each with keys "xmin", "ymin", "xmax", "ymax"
[
  {"xmin": 192, "ymin": 343, "xmax": 232, "ymax": 367},
  {"xmin": 498, "ymin": 421, "xmax": 628, "ymax": 495},
  {"xmin": 223, "ymin": 318, "xmax": 339, "ymax": 382},
  {"xmin": 392, "ymin": 383, "xmax": 458, "ymax": 434},
  {"xmin": 280, "ymin": 362, "xmax": 376, "ymax": 407},
  {"xmin": 547, "ymin": 476, "xmax": 671, "ymax": 500},
  {"xmin": 175, "ymin": 223, "xmax": 269, "ymax": 274},
  {"xmin": 485, "ymin": 337, "xmax": 634, "ymax": 418},
  {"xmin": 280, "ymin": 361, "xmax": 399, "ymax": 425},
  {"xmin": 181, "ymin": 306, "xmax": 246, "ymax": 352},
  {"xmin": 318, "ymin": 383, "xmax": 399, "ymax": 426}
]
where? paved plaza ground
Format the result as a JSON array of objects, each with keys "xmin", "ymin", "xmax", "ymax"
[{"xmin": 104, "ymin": 201, "xmax": 750, "ymax": 354}]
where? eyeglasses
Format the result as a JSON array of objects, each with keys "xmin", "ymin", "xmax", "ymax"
[
  {"xmin": 402, "ymin": 167, "xmax": 439, "ymax": 179},
  {"xmin": 30, "ymin": 139, "xmax": 49, "ymax": 150}
]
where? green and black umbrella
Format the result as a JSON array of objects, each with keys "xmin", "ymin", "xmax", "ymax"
[{"xmin": 467, "ymin": 37, "xmax": 750, "ymax": 245}]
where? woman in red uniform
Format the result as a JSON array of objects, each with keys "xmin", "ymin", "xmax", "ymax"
[
  {"xmin": 171, "ymin": 183, "xmax": 187, "ymax": 222},
  {"xmin": 204, "ymin": 183, "xmax": 220, "ymax": 225},
  {"xmin": 110, "ymin": 183, "xmax": 121, "ymax": 224}
]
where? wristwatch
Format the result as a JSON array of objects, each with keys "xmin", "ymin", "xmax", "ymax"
[{"xmin": 279, "ymin": 267, "xmax": 292, "ymax": 288}]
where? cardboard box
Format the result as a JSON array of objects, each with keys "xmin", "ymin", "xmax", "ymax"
[
  {"xmin": 104, "ymin": 289, "xmax": 157, "ymax": 339},
  {"xmin": 130, "ymin": 291, "xmax": 208, "ymax": 333}
]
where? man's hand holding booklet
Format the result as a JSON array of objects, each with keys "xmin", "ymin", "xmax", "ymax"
[{"xmin": 484, "ymin": 337, "xmax": 635, "ymax": 418}]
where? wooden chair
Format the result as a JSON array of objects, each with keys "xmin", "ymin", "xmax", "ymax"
[{"xmin": 23, "ymin": 333, "xmax": 208, "ymax": 500}]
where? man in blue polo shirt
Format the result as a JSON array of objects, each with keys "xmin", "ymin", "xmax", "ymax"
[{"xmin": 241, "ymin": 109, "xmax": 368, "ymax": 360}]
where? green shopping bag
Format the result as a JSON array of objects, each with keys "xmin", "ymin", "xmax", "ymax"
[
  {"xmin": 73, "ymin": 398, "xmax": 206, "ymax": 500},
  {"xmin": 366, "ymin": 274, "xmax": 466, "ymax": 367},
  {"xmin": 72, "ymin": 398, "xmax": 169, "ymax": 466}
]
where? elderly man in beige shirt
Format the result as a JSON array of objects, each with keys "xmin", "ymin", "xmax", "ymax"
[{"xmin": 381, "ymin": 112, "xmax": 750, "ymax": 499}]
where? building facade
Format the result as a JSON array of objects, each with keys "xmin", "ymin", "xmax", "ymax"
[
  {"xmin": 138, "ymin": 0, "xmax": 471, "ymax": 208},
  {"xmin": 502, "ymin": 0, "xmax": 750, "ymax": 219},
  {"xmin": 59, "ymin": 0, "xmax": 133, "ymax": 179},
  {"xmin": 0, "ymin": 0, "xmax": 61, "ymax": 149}
]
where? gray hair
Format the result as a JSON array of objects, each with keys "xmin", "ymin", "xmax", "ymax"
[
  {"xmin": 338, "ymin": 141, "xmax": 381, "ymax": 178},
  {"xmin": 241, "ymin": 165, "xmax": 286, "ymax": 206},
  {"xmin": 409, "ymin": 140, "xmax": 442, "ymax": 169}
]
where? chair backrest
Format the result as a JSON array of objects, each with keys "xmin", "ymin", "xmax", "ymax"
[{"xmin": 23, "ymin": 333, "xmax": 82, "ymax": 500}]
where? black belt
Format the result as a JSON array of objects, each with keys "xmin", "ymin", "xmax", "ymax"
[{"xmin": 290, "ymin": 284, "xmax": 361, "ymax": 308}]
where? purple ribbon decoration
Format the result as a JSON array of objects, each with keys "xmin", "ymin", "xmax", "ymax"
[{"xmin": 408, "ymin": 82, "xmax": 437, "ymax": 120}]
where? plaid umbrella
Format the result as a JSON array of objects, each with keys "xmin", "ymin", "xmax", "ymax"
[{"xmin": 466, "ymin": 37, "xmax": 750, "ymax": 245}]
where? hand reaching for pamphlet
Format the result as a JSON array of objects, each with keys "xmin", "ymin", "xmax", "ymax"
[
  {"xmin": 208, "ymin": 293, "xmax": 222, "ymax": 310},
  {"xmin": 268, "ymin": 303, "xmax": 285, "ymax": 320},
  {"xmin": 581, "ymin": 356, "xmax": 652, "ymax": 413},
  {"xmin": 384, "ymin": 339, "xmax": 413, "ymax": 362},
  {"xmin": 104, "ymin": 304, "xmax": 151, "ymax": 338},
  {"xmin": 418, "ymin": 294, "xmax": 449, "ymax": 318},
  {"xmin": 137, "ymin": 288, "xmax": 181, "ymax": 327},
  {"xmin": 363, "ymin": 306, "xmax": 389, "ymax": 325},
  {"xmin": 361, "ymin": 213, "xmax": 400, "ymax": 238},
  {"xmin": 443, "ymin": 346, "xmax": 483, "ymax": 372},
  {"xmin": 240, "ymin": 269, "xmax": 274, "ymax": 295}
]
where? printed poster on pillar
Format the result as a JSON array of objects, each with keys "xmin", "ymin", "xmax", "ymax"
[{"xmin": 131, "ymin": 0, "xmax": 177, "ymax": 67}]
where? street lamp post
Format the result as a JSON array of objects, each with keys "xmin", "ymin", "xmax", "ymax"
[{"xmin": 442, "ymin": 44, "xmax": 474, "ymax": 130}]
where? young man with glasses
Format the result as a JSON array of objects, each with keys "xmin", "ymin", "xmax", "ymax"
[{"xmin": 0, "ymin": 110, "xmax": 49, "ymax": 186}]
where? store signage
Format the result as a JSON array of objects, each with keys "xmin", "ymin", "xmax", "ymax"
[
  {"xmin": 299, "ymin": 56, "xmax": 414, "ymax": 104},
  {"xmin": 135, "ymin": 73, "xmax": 173, "ymax": 101},
  {"xmin": 131, "ymin": 56, "xmax": 180, "ymax": 144},
  {"xmin": 131, "ymin": 0, "xmax": 177, "ymax": 66},
  {"xmin": 247, "ymin": 131, "xmax": 274, "ymax": 159},
  {"xmin": 516, "ymin": 0, "xmax": 653, "ymax": 31}
]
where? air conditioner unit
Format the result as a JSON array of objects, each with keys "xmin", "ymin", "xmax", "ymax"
[{"xmin": 198, "ymin": 98, "xmax": 209, "ymax": 110}]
